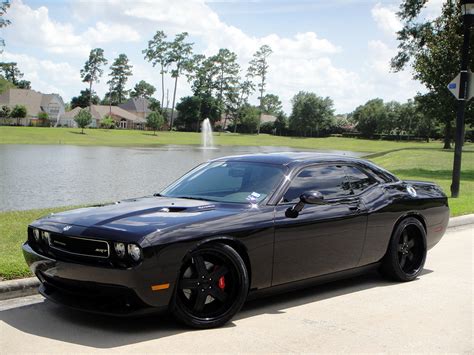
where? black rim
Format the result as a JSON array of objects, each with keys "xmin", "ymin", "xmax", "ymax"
[
  {"xmin": 177, "ymin": 250, "xmax": 240, "ymax": 319},
  {"xmin": 397, "ymin": 225, "xmax": 424, "ymax": 275}
]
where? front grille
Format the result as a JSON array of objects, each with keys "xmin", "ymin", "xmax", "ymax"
[{"xmin": 49, "ymin": 233, "xmax": 110, "ymax": 258}]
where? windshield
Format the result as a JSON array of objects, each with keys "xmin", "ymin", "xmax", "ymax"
[{"xmin": 160, "ymin": 161, "xmax": 287, "ymax": 204}]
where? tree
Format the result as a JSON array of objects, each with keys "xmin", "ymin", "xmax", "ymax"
[
  {"xmin": 148, "ymin": 97, "xmax": 161, "ymax": 112},
  {"xmin": 16, "ymin": 80, "xmax": 31, "ymax": 89},
  {"xmin": 232, "ymin": 76, "xmax": 255, "ymax": 132},
  {"xmin": 74, "ymin": 109, "xmax": 93, "ymax": 134},
  {"xmin": 130, "ymin": 80, "xmax": 156, "ymax": 99},
  {"xmin": 0, "ymin": 62, "xmax": 28, "ymax": 87},
  {"xmin": 10, "ymin": 104, "xmax": 27, "ymax": 125},
  {"xmin": 0, "ymin": 104, "xmax": 10, "ymax": 118},
  {"xmin": 146, "ymin": 111, "xmax": 164, "ymax": 135},
  {"xmin": 167, "ymin": 32, "xmax": 194, "ymax": 130},
  {"xmin": 80, "ymin": 48, "xmax": 108, "ymax": 110},
  {"xmin": 0, "ymin": 1, "xmax": 11, "ymax": 53},
  {"xmin": 289, "ymin": 91, "xmax": 335, "ymax": 137},
  {"xmin": 184, "ymin": 54, "xmax": 219, "ymax": 131},
  {"xmin": 352, "ymin": 99, "xmax": 386, "ymax": 138},
  {"xmin": 37, "ymin": 111, "xmax": 49, "ymax": 127},
  {"xmin": 100, "ymin": 115, "xmax": 115, "ymax": 129},
  {"xmin": 237, "ymin": 104, "xmax": 260, "ymax": 133},
  {"xmin": 274, "ymin": 111, "xmax": 288, "ymax": 135},
  {"xmin": 175, "ymin": 95, "xmax": 201, "ymax": 131},
  {"xmin": 210, "ymin": 48, "xmax": 240, "ymax": 130},
  {"xmin": 107, "ymin": 54, "xmax": 133, "ymax": 104},
  {"xmin": 248, "ymin": 44, "xmax": 272, "ymax": 134},
  {"xmin": 71, "ymin": 89, "xmax": 99, "ymax": 109},
  {"xmin": 143, "ymin": 30, "xmax": 169, "ymax": 111},
  {"xmin": 392, "ymin": 0, "xmax": 474, "ymax": 148},
  {"xmin": 261, "ymin": 93, "xmax": 282, "ymax": 115}
]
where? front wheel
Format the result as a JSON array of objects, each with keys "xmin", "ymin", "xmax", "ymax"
[
  {"xmin": 381, "ymin": 217, "xmax": 427, "ymax": 282},
  {"xmin": 171, "ymin": 243, "xmax": 249, "ymax": 328}
]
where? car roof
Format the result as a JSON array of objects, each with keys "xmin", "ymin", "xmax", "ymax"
[{"xmin": 210, "ymin": 152, "xmax": 363, "ymax": 166}]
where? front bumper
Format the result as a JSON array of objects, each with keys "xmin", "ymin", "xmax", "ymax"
[{"xmin": 22, "ymin": 242, "xmax": 172, "ymax": 316}]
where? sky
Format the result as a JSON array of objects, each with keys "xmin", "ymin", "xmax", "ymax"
[{"xmin": 1, "ymin": 0, "xmax": 444, "ymax": 114}]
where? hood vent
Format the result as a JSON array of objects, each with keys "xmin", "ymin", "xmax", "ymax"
[{"xmin": 159, "ymin": 207, "xmax": 187, "ymax": 213}]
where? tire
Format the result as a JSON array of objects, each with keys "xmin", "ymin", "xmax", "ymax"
[
  {"xmin": 171, "ymin": 243, "xmax": 249, "ymax": 328},
  {"xmin": 381, "ymin": 217, "xmax": 427, "ymax": 282}
]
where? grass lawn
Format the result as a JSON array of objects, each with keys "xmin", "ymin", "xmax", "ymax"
[
  {"xmin": 0, "ymin": 127, "xmax": 472, "ymax": 280},
  {"xmin": 0, "ymin": 126, "xmax": 447, "ymax": 153}
]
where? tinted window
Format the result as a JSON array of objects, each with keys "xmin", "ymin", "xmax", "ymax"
[
  {"xmin": 161, "ymin": 161, "xmax": 286, "ymax": 204},
  {"xmin": 283, "ymin": 165, "xmax": 351, "ymax": 203},
  {"xmin": 344, "ymin": 165, "xmax": 375, "ymax": 194}
]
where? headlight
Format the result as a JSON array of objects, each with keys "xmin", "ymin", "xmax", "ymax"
[
  {"xmin": 127, "ymin": 244, "xmax": 142, "ymax": 262},
  {"xmin": 33, "ymin": 229, "xmax": 40, "ymax": 242},
  {"xmin": 114, "ymin": 242, "xmax": 126, "ymax": 258},
  {"xmin": 42, "ymin": 231, "xmax": 50, "ymax": 245}
]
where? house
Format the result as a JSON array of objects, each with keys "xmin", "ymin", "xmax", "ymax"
[
  {"xmin": 60, "ymin": 105, "xmax": 146, "ymax": 129},
  {"xmin": 0, "ymin": 89, "xmax": 65, "ymax": 125},
  {"xmin": 118, "ymin": 97, "xmax": 151, "ymax": 119}
]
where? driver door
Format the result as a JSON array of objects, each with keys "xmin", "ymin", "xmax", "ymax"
[{"xmin": 271, "ymin": 164, "xmax": 368, "ymax": 286}]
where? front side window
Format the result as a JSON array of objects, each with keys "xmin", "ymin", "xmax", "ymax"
[
  {"xmin": 344, "ymin": 165, "xmax": 376, "ymax": 194},
  {"xmin": 161, "ymin": 161, "xmax": 287, "ymax": 204},
  {"xmin": 282, "ymin": 165, "xmax": 352, "ymax": 203}
]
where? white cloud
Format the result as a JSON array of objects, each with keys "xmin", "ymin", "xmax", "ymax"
[
  {"xmin": 83, "ymin": 22, "xmax": 141, "ymax": 44},
  {"xmin": 5, "ymin": 0, "xmax": 141, "ymax": 56},
  {"xmin": 371, "ymin": 3, "xmax": 402, "ymax": 37},
  {"xmin": 2, "ymin": 51, "xmax": 80, "ymax": 99},
  {"xmin": 6, "ymin": 0, "xmax": 89, "ymax": 55}
]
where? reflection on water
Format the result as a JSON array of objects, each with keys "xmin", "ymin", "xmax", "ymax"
[{"xmin": 0, "ymin": 144, "xmax": 361, "ymax": 211}]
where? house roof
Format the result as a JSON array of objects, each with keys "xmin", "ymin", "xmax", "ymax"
[
  {"xmin": 0, "ymin": 89, "xmax": 43, "ymax": 117},
  {"xmin": 261, "ymin": 114, "xmax": 277, "ymax": 123},
  {"xmin": 61, "ymin": 105, "xmax": 145, "ymax": 122},
  {"xmin": 119, "ymin": 97, "xmax": 151, "ymax": 114}
]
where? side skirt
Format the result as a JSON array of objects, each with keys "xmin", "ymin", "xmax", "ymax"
[{"xmin": 247, "ymin": 262, "xmax": 381, "ymax": 301}]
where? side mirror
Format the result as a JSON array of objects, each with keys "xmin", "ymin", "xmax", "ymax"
[
  {"xmin": 286, "ymin": 190, "xmax": 325, "ymax": 218},
  {"xmin": 300, "ymin": 191, "xmax": 325, "ymax": 205}
]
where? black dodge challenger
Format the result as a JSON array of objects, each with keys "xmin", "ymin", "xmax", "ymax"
[{"xmin": 23, "ymin": 152, "xmax": 449, "ymax": 328}]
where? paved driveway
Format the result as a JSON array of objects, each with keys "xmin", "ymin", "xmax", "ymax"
[{"xmin": 0, "ymin": 225, "xmax": 472, "ymax": 353}]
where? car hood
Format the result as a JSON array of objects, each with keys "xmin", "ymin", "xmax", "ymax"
[{"xmin": 32, "ymin": 196, "xmax": 243, "ymax": 243}]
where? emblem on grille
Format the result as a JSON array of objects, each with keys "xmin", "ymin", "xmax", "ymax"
[
  {"xmin": 63, "ymin": 225, "xmax": 72, "ymax": 231},
  {"xmin": 95, "ymin": 248, "xmax": 108, "ymax": 254}
]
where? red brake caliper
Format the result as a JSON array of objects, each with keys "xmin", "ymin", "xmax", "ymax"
[{"xmin": 218, "ymin": 275, "xmax": 226, "ymax": 290}]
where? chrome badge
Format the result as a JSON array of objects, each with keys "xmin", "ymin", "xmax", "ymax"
[
  {"xmin": 63, "ymin": 225, "xmax": 72, "ymax": 231},
  {"xmin": 407, "ymin": 185, "xmax": 417, "ymax": 197}
]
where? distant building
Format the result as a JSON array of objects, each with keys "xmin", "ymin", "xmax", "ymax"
[
  {"xmin": 61, "ymin": 105, "xmax": 146, "ymax": 129},
  {"xmin": 119, "ymin": 98, "xmax": 151, "ymax": 119},
  {"xmin": 0, "ymin": 89, "xmax": 65, "ymax": 125}
]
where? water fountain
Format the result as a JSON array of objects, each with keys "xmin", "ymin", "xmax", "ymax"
[{"xmin": 201, "ymin": 118, "xmax": 214, "ymax": 149}]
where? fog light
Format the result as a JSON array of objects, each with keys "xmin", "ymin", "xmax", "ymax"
[
  {"xmin": 114, "ymin": 242, "xmax": 126, "ymax": 258},
  {"xmin": 42, "ymin": 231, "xmax": 50, "ymax": 245},
  {"xmin": 33, "ymin": 229, "xmax": 40, "ymax": 242},
  {"xmin": 127, "ymin": 244, "xmax": 142, "ymax": 262}
]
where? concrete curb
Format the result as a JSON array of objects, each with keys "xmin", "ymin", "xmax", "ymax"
[
  {"xmin": 1, "ymin": 214, "xmax": 473, "ymax": 301},
  {"xmin": 448, "ymin": 214, "xmax": 474, "ymax": 228},
  {"xmin": 0, "ymin": 277, "xmax": 40, "ymax": 301}
]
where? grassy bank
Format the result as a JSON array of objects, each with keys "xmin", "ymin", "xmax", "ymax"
[{"xmin": 0, "ymin": 126, "xmax": 447, "ymax": 153}]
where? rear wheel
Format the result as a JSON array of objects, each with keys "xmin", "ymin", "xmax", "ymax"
[
  {"xmin": 381, "ymin": 217, "xmax": 427, "ymax": 282},
  {"xmin": 171, "ymin": 243, "xmax": 249, "ymax": 328}
]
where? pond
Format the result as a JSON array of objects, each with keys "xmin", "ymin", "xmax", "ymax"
[{"xmin": 0, "ymin": 144, "xmax": 362, "ymax": 211}]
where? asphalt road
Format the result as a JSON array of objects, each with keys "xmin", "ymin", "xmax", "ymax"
[{"xmin": 1, "ymin": 225, "xmax": 472, "ymax": 353}]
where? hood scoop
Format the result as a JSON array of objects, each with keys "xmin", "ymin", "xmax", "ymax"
[{"xmin": 159, "ymin": 207, "xmax": 187, "ymax": 213}]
